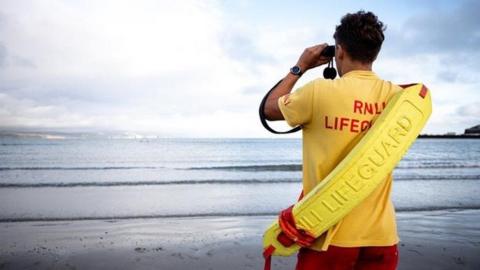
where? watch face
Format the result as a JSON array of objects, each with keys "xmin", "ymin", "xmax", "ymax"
[{"xmin": 291, "ymin": 66, "xmax": 301, "ymax": 75}]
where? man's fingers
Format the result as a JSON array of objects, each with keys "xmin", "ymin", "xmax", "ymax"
[
  {"xmin": 306, "ymin": 43, "xmax": 326, "ymax": 50},
  {"xmin": 313, "ymin": 43, "xmax": 328, "ymax": 52},
  {"xmin": 298, "ymin": 42, "xmax": 330, "ymax": 70},
  {"xmin": 306, "ymin": 43, "xmax": 329, "ymax": 57}
]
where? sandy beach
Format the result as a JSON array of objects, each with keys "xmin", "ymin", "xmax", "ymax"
[{"xmin": 0, "ymin": 209, "xmax": 479, "ymax": 270}]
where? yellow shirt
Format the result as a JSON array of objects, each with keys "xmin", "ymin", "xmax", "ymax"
[{"xmin": 278, "ymin": 70, "xmax": 401, "ymax": 251}]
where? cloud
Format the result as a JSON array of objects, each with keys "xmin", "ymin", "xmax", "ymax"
[
  {"xmin": 0, "ymin": 1, "xmax": 247, "ymax": 133},
  {"xmin": 424, "ymin": 100, "xmax": 480, "ymax": 134},
  {"xmin": 457, "ymin": 102, "xmax": 480, "ymax": 119},
  {"xmin": 382, "ymin": 0, "xmax": 480, "ymax": 83},
  {"xmin": 0, "ymin": 43, "xmax": 6, "ymax": 67},
  {"xmin": 372, "ymin": 1, "xmax": 480, "ymax": 134},
  {"xmin": 0, "ymin": 93, "xmax": 90, "ymax": 129},
  {"xmin": 221, "ymin": 31, "xmax": 276, "ymax": 65},
  {"xmin": 0, "ymin": 1, "xmax": 478, "ymax": 136},
  {"xmin": 384, "ymin": 1, "xmax": 480, "ymax": 54},
  {"xmin": 0, "ymin": 0, "xmax": 309, "ymax": 137}
]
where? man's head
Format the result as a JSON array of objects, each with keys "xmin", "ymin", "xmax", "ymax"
[{"xmin": 333, "ymin": 11, "xmax": 385, "ymax": 76}]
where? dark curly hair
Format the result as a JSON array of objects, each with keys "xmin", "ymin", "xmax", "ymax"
[{"xmin": 333, "ymin": 11, "xmax": 386, "ymax": 63}]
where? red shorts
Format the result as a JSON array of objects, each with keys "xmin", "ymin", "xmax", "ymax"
[{"xmin": 296, "ymin": 245, "xmax": 398, "ymax": 270}]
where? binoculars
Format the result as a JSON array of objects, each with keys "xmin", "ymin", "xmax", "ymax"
[
  {"xmin": 321, "ymin": 45, "xmax": 336, "ymax": 79},
  {"xmin": 321, "ymin": 45, "xmax": 335, "ymax": 58}
]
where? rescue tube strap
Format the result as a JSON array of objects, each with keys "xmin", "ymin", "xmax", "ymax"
[{"xmin": 263, "ymin": 245, "xmax": 275, "ymax": 270}]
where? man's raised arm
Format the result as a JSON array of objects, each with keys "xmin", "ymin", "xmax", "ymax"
[{"xmin": 263, "ymin": 43, "xmax": 331, "ymax": 121}]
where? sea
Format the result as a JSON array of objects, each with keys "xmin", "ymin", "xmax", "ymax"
[{"xmin": 0, "ymin": 138, "xmax": 479, "ymax": 222}]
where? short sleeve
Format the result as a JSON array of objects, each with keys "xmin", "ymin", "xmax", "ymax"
[{"xmin": 278, "ymin": 80, "xmax": 316, "ymax": 127}]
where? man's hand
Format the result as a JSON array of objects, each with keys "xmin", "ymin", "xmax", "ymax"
[{"xmin": 296, "ymin": 43, "xmax": 332, "ymax": 72}]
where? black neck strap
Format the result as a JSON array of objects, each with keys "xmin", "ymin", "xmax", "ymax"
[
  {"xmin": 258, "ymin": 79, "xmax": 302, "ymax": 134},
  {"xmin": 260, "ymin": 59, "xmax": 336, "ymax": 134}
]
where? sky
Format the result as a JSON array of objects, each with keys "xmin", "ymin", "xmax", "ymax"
[{"xmin": 0, "ymin": 0, "xmax": 479, "ymax": 137}]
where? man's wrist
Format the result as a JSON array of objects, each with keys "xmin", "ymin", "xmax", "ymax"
[
  {"xmin": 297, "ymin": 62, "xmax": 311, "ymax": 73},
  {"xmin": 289, "ymin": 65, "xmax": 302, "ymax": 76},
  {"xmin": 291, "ymin": 62, "xmax": 310, "ymax": 76},
  {"xmin": 285, "ymin": 71, "xmax": 302, "ymax": 83}
]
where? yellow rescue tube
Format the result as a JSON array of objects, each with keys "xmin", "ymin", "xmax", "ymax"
[{"xmin": 263, "ymin": 84, "xmax": 432, "ymax": 256}]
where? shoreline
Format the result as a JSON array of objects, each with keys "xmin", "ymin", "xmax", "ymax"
[
  {"xmin": 0, "ymin": 207, "xmax": 479, "ymax": 223},
  {"xmin": 1, "ymin": 209, "xmax": 479, "ymax": 270},
  {"xmin": 1, "ymin": 133, "xmax": 479, "ymax": 140},
  {"xmin": 418, "ymin": 135, "xmax": 480, "ymax": 139}
]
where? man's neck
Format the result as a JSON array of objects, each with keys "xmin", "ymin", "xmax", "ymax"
[{"xmin": 340, "ymin": 61, "xmax": 373, "ymax": 76}]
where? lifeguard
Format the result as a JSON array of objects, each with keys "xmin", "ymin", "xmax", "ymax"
[{"xmin": 262, "ymin": 11, "xmax": 402, "ymax": 270}]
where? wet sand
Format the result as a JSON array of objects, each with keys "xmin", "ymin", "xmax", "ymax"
[{"xmin": 0, "ymin": 209, "xmax": 479, "ymax": 270}]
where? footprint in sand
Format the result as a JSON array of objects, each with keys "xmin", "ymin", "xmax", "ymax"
[
  {"xmin": 245, "ymin": 254, "xmax": 254, "ymax": 260},
  {"xmin": 407, "ymin": 249, "xmax": 422, "ymax": 256},
  {"xmin": 453, "ymin": 256, "xmax": 465, "ymax": 265},
  {"xmin": 134, "ymin": 247, "xmax": 147, "ymax": 253},
  {"xmin": 170, "ymin": 252, "xmax": 184, "ymax": 259}
]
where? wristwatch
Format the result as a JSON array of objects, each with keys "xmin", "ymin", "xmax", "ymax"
[{"xmin": 290, "ymin": 65, "xmax": 303, "ymax": 76}]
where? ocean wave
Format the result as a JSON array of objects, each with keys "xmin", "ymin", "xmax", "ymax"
[
  {"xmin": 1, "ymin": 163, "xmax": 478, "ymax": 172},
  {"xmin": 0, "ymin": 143, "xmax": 59, "ymax": 146},
  {"xmin": 186, "ymin": 163, "xmax": 480, "ymax": 171},
  {"xmin": 186, "ymin": 164, "xmax": 302, "ymax": 171},
  {"xmin": 395, "ymin": 175, "xmax": 480, "ymax": 180},
  {"xmin": 1, "ymin": 206, "xmax": 479, "ymax": 222},
  {"xmin": 0, "ymin": 175, "xmax": 478, "ymax": 188},
  {"xmin": 0, "ymin": 179, "xmax": 301, "ymax": 188},
  {"xmin": 396, "ymin": 164, "xmax": 480, "ymax": 169},
  {"xmin": 0, "ymin": 166, "xmax": 163, "ymax": 171},
  {"xmin": 0, "ymin": 213, "xmax": 278, "ymax": 222}
]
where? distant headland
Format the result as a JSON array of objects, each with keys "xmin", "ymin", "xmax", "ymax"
[{"xmin": 419, "ymin": 124, "xmax": 480, "ymax": 139}]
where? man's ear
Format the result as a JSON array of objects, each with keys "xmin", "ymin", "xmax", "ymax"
[{"xmin": 336, "ymin": 44, "xmax": 344, "ymax": 61}]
